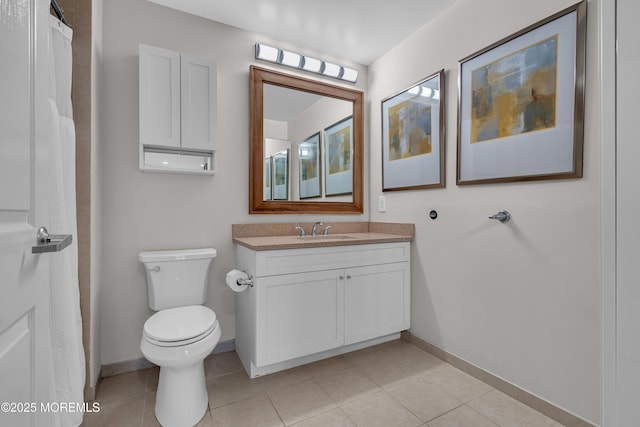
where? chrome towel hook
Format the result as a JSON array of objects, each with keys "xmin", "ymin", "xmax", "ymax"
[{"xmin": 489, "ymin": 210, "xmax": 511, "ymax": 223}]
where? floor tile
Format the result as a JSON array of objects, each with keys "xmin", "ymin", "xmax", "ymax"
[
  {"xmin": 290, "ymin": 407, "xmax": 356, "ymax": 427},
  {"xmin": 354, "ymin": 350, "xmax": 442, "ymax": 388},
  {"xmin": 207, "ymin": 395, "xmax": 283, "ymax": 427},
  {"xmin": 85, "ymin": 341, "xmax": 563, "ymax": 427},
  {"xmin": 315, "ymin": 367, "xmax": 381, "ymax": 405},
  {"xmin": 422, "ymin": 364, "xmax": 493, "ymax": 403},
  {"xmin": 341, "ymin": 390, "xmax": 423, "ymax": 427},
  {"xmin": 207, "ymin": 371, "xmax": 269, "ymax": 409},
  {"xmin": 305, "ymin": 354, "xmax": 354, "ymax": 378},
  {"xmin": 145, "ymin": 367, "xmax": 160, "ymax": 393},
  {"xmin": 268, "ymin": 379, "xmax": 337, "ymax": 425},
  {"xmin": 253, "ymin": 365, "xmax": 313, "ymax": 392},
  {"xmin": 386, "ymin": 374, "xmax": 463, "ymax": 422},
  {"xmin": 204, "ymin": 351, "xmax": 244, "ymax": 379},
  {"xmin": 384, "ymin": 343, "xmax": 446, "ymax": 374},
  {"xmin": 427, "ymin": 405, "xmax": 499, "ymax": 427},
  {"xmin": 342, "ymin": 343, "xmax": 388, "ymax": 365},
  {"xmin": 95, "ymin": 369, "xmax": 148, "ymax": 406},
  {"xmin": 81, "ymin": 398, "xmax": 144, "ymax": 426},
  {"xmin": 141, "ymin": 392, "xmax": 160, "ymax": 427},
  {"xmin": 468, "ymin": 390, "xmax": 556, "ymax": 427}
]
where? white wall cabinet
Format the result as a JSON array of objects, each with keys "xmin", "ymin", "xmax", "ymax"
[
  {"xmin": 139, "ymin": 44, "xmax": 217, "ymax": 174},
  {"xmin": 234, "ymin": 242, "xmax": 410, "ymax": 377}
]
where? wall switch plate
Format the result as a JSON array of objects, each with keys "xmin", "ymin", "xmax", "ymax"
[{"xmin": 378, "ymin": 196, "xmax": 387, "ymax": 212}]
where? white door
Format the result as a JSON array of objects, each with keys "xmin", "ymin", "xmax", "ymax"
[
  {"xmin": 616, "ymin": 0, "xmax": 640, "ymax": 424},
  {"xmin": 0, "ymin": 0, "xmax": 52, "ymax": 426}
]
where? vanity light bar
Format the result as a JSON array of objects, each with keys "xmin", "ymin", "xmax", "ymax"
[{"xmin": 255, "ymin": 43, "xmax": 358, "ymax": 83}]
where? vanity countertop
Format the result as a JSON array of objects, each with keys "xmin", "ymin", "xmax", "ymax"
[{"xmin": 232, "ymin": 222, "xmax": 414, "ymax": 251}]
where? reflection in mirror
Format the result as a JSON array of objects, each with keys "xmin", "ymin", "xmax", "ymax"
[
  {"xmin": 264, "ymin": 138, "xmax": 290, "ymax": 200},
  {"xmin": 324, "ymin": 116, "xmax": 353, "ymax": 196},
  {"xmin": 272, "ymin": 149, "xmax": 289, "ymax": 200},
  {"xmin": 264, "ymin": 157, "xmax": 272, "ymax": 200},
  {"xmin": 250, "ymin": 66, "xmax": 364, "ymax": 214},
  {"xmin": 264, "ymin": 84, "xmax": 353, "ymax": 202},
  {"xmin": 299, "ymin": 132, "xmax": 321, "ymax": 199}
]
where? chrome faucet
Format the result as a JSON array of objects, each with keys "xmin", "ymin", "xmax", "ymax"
[
  {"xmin": 295, "ymin": 226, "xmax": 306, "ymax": 237},
  {"xmin": 322, "ymin": 225, "xmax": 333, "ymax": 236},
  {"xmin": 311, "ymin": 222, "xmax": 324, "ymax": 236}
]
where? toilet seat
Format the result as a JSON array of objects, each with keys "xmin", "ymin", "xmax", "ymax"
[{"xmin": 143, "ymin": 305, "xmax": 217, "ymax": 347}]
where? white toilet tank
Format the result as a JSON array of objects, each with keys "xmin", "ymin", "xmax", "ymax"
[{"xmin": 138, "ymin": 248, "xmax": 217, "ymax": 311}]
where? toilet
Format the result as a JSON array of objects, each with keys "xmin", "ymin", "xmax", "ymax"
[{"xmin": 138, "ymin": 248, "xmax": 221, "ymax": 427}]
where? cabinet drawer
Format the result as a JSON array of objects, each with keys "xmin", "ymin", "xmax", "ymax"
[{"xmin": 255, "ymin": 242, "xmax": 409, "ymax": 277}]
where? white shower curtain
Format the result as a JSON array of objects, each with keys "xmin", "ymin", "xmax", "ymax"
[{"xmin": 47, "ymin": 15, "xmax": 86, "ymax": 427}]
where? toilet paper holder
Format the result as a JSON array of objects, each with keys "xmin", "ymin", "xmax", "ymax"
[{"xmin": 236, "ymin": 275, "xmax": 254, "ymax": 288}]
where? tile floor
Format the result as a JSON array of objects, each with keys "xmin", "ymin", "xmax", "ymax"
[{"xmin": 82, "ymin": 339, "xmax": 564, "ymax": 427}]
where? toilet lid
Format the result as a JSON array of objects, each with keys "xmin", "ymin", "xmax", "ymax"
[{"xmin": 144, "ymin": 305, "xmax": 217, "ymax": 343}]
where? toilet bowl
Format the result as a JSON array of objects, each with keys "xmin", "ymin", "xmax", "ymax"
[
  {"xmin": 140, "ymin": 306, "xmax": 221, "ymax": 427},
  {"xmin": 138, "ymin": 248, "xmax": 219, "ymax": 427}
]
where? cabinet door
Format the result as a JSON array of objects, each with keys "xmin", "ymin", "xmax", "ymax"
[
  {"xmin": 344, "ymin": 263, "xmax": 410, "ymax": 345},
  {"xmin": 256, "ymin": 270, "xmax": 344, "ymax": 366},
  {"xmin": 139, "ymin": 44, "xmax": 181, "ymax": 148},
  {"xmin": 181, "ymin": 55, "xmax": 217, "ymax": 150}
]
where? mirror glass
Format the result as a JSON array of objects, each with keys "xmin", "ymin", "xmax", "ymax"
[
  {"xmin": 263, "ymin": 84, "xmax": 353, "ymax": 202},
  {"xmin": 250, "ymin": 66, "xmax": 364, "ymax": 214}
]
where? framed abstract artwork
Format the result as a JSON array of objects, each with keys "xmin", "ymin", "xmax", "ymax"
[
  {"xmin": 324, "ymin": 116, "xmax": 353, "ymax": 196},
  {"xmin": 298, "ymin": 132, "xmax": 321, "ymax": 199},
  {"xmin": 382, "ymin": 69, "xmax": 445, "ymax": 191},
  {"xmin": 457, "ymin": 1, "xmax": 586, "ymax": 184}
]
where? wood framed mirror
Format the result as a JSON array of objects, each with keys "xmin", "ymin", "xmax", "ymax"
[{"xmin": 249, "ymin": 66, "xmax": 364, "ymax": 214}]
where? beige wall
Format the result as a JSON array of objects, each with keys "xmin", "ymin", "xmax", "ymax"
[
  {"xmin": 368, "ymin": 0, "xmax": 600, "ymax": 423},
  {"xmin": 98, "ymin": 0, "xmax": 601, "ymax": 423},
  {"xmin": 99, "ymin": 0, "xmax": 367, "ymax": 365}
]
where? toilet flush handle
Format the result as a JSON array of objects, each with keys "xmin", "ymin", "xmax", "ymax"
[{"xmin": 147, "ymin": 266, "xmax": 160, "ymax": 273}]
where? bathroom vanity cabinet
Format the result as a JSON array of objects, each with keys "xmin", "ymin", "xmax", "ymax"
[{"xmin": 234, "ymin": 241, "xmax": 410, "ymax": 378}]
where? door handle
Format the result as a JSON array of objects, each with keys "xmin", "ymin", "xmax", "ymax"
[{"xmin": 32, "ymin": 226, "xmax": 72, "ymax": 254}]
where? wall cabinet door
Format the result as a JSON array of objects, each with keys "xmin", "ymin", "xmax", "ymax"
[
  {"xmin": 180, "ymin": 54, "xmax": 217, "ymax": 150},
  {"xmin": 139, "ymin": 45, "xmax": 181, "ymax": 148},
  {"xmin": 139, "ymin": 45, "xmax": 217, "ymax": 151},
  {"xmin": 344, "ymin": 263, "xmax": 410, "ymax": 345},
  {"xmin": 256, "ymin": 270, "xmax": 344, "ymax": 367}
]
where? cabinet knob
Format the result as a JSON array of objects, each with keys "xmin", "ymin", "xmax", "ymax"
[
  {"xmin": 346, "ymin": 275, "xmax": 351, "ymax": 279},
  {"xmin": 339, "ymin": 275, "xmax": 344, "ymax": 280}
]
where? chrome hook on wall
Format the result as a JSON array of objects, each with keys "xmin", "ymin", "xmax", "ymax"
[{"xmin": 488, "ymin": 210, "xmax": 511, "ymax": 223}]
